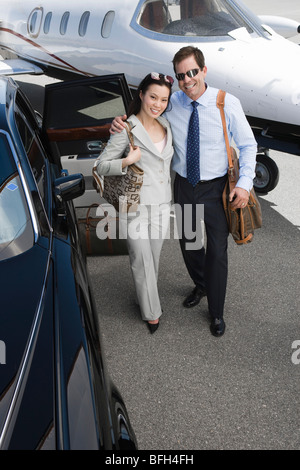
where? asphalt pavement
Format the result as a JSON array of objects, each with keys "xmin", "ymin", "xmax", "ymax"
[
  {"xmin": 87, "ymin": 183, "xmax": 300, "ymax": 450},
  {"xmin": 86, "ymin": 0, "xmax": 300, "ymax": 447}
]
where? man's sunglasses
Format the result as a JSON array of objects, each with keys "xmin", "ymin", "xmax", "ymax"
[{"xmin": 175, "ymin": 68, "xmax": 200, "ymax": 81}]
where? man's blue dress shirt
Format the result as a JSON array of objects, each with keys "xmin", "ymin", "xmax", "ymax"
[{"xmin": 164, "ymin": 85, "xmax": 257, "ymax": 192}]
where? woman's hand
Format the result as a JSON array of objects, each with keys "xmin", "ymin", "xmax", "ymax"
[{"xmin": 122, "ymin": 145, "xmax": 141, "ymax": 168}]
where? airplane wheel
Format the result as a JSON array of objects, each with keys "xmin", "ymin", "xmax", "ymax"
[{"xmin": 253, "ymin": 154, "xmax": 279, "ymax": 194}]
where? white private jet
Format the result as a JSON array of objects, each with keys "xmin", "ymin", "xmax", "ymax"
[{"xmin": 0, "ymin": 0, "xmax": 300, "ymax": 193}]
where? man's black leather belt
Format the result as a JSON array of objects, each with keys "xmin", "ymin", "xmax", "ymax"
[{"xmin": 196, "ymin": 175, "xmax": 227, "ymax": 185}]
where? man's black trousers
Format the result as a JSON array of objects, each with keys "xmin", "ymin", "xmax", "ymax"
[{"xmin": 174, "ymin": 173, "xmax": 229, "ymax": 319}]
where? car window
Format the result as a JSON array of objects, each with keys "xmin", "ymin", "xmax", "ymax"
[
  {"xmin": 14, "ymin": 99, "xmax": 48, "ymax": 211},
  {"xmin": 43, "ymin": 76, "xmax": 130, "ymax": 129},
  {"xmin": 0, "ymin": 134, "xmax": 34, "ymax": 261},
  {"xmin": 42, "ymin": 74, "xmax": 132, "ymax": 189}
]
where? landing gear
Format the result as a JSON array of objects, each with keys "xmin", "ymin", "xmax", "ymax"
[{"xmin": 253, "ymin": 149, "xmax": 279, "ymax": 194}]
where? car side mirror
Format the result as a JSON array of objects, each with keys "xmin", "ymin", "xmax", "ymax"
[{"xmin": 54, "ymin": 173, "xmax": 85, "ymax": 202}]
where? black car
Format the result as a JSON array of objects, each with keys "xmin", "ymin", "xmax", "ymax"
[{"xmin": 0, "ymin": 74, "xmax": 137, "ymax": 449}]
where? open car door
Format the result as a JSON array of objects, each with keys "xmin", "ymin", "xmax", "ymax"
[{"xmin": 43, "ymin": 74, "xmax": 132, "ymax": 207}]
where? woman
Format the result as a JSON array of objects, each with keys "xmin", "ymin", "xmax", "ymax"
[{"xmin": 95, "ymin": 72, "xmax": 174, "ymax": 333}]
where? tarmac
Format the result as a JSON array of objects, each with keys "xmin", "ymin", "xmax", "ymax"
[
  {"xmin": 86, "ymin": 1, "xmax": 300, "ymax": 450},
  {"xmin": 87, "ymin": 186, "xmax": 300, "ymax": 450}
]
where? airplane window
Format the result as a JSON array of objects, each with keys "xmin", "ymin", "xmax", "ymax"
[
  {"xmin": 29, "ymin": 12, "xmax": 37, "ymax": 34},
  {"xmin": 79, "ymin": 11, "xmax": 90, "ymax": 37},
  {"xmin": 27, "ymin": 7, "xmax": 43, "ymax": 38},
  {"xmin": 136, "ymin": 0, "xmax": 260, "ymax": 38},
  {"xmin": 44, "ymin": 12, "xmax": 52, "ymax": 34},
  {"xmin": 60, "ymin": 11, "xmax": 70, "ymax": 36},
  {"xmin": 139, "ymin": 0, "xmax": 169, "ymax": 32},
  {"xmin": 101, "ymin": 11, "xmax": 115, "ymax": 38}
]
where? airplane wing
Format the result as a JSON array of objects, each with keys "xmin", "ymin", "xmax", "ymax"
[{"xmin": 0, "ymin": 59, "xmax": 43, "ymax": 75}]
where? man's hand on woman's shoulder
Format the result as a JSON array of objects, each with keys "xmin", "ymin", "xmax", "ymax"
[{"xmin": 110, "ymin": 114, "xmax": 128, "ymax": 134}]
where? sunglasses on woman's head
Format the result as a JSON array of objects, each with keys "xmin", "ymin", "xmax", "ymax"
[
  {"xmin": 175, "ymin": 68, "xmax": 200, "ymax": 81},
  {"xmin": 151, "ymin": 72, "xmax": 174, "ymax": 85}
]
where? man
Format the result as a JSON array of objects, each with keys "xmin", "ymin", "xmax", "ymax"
[{"xmin": 111, "ymin": 46, "xmax": 257, "ymax": 337}]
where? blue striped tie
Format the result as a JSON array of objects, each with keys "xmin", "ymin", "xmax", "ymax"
[{"xmin": 187, "ymin": 101, "xmax": 200, "ymax": 187}]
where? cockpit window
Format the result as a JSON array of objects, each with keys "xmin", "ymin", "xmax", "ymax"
[
  {"xmin": 0, "ymin": 134, "xmax": 34, "ymax": 261},
  {"xmin": 134, "ymin": 0, "xmax": 263, "ymax": 38}
]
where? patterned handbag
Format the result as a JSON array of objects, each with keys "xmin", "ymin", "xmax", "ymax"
[{"xmin": 92, "ymin": 122, "xmax": 144, "ymax": 212}]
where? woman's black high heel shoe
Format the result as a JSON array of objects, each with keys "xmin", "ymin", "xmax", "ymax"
[{"xmin": 147, "ymin": 322, "xmax": 159, "ymax": 334}]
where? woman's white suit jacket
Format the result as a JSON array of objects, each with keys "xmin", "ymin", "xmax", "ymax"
[{"xmin": 96, "ymin": 114, "xmax": 173, "ymax": 205}]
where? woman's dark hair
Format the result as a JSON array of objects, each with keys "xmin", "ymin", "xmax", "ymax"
[{"xmin": 128, "ymin": 73, "xmax": 173, "ymax": 116}]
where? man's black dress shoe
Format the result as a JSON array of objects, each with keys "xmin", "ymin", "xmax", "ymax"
[
  {"xmin": 183, "ymin": 286, "xmax": 207, "ymax": 308},
  {"xmin": 210, "ymin": 317, "xmax": 226, "ymax": 337}
]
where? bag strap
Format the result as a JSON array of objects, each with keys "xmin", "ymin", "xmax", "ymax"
[
  {"xmin": 125, "ymin": 121, "xmax": 136, "ymax": 149},
  {"xmin": 92, "ymin": 164, "xmax": 104, "ymax": 195},
  {"xmin": 216, "ymin": 90, "xmax": 233, "ymax": 168},
  {"xmin": 216, "ymin": 90, "xmax": 239, "ymax": 191}
]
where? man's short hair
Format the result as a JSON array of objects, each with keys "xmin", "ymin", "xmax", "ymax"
[{"xmin": 172, "ymin": 46, "xmax": 205, "ymax": 73}]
